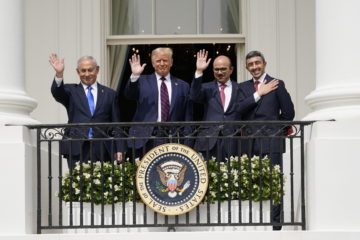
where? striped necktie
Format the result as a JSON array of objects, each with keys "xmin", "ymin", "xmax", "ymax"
[{"xmin": 160, "ymin": 77, "xmax": 170, "ymax": 122}]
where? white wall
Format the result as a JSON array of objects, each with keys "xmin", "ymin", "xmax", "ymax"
[
  {"xmin": 25, "ymin": 0, "xmax": 103, "ymax": 123},
  {"xmin": 246, "ymin": 0, "xmax": 315, "ymax": 120},
  {"xmin": 25, "ymin": 0, "xmax": 315, "ymax": 121}
]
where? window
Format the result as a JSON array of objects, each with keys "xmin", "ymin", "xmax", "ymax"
[
  {"xmin": 104, "ymin": 0, "xmax": 245, "ymax": 92},
  {"xmin": 111, "ymin": 0, "xmax": 241, "ymax": 35}
]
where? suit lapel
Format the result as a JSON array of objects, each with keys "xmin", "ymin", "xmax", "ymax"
[
  {"xmin": 225, "ymin": 81, "xmax": 237, "ymax": 113},
  {"xmin": 243, "ymin": 80, "xmax": 256, "ymax": 96},
  {"xmin": 77, "ymin": 83, "xmax": 92, "ymax": 117},
  {"xmin": 169, "ymin": 75, "xmax": 177, "ymax": 114},
  {"xmin": 151, "ymin": 74, "xmax": 159, "ymax": 115},
  {"xmin": 253, "ymin": 74, "xmax": 274, "ymax": 113},
  {"xmin": 94, "ymin": 83, "xmax": 105, "ymax": 116},
  {"xmin": 212, "ymin": 81, "xmax": 223, "ymax": 109}
]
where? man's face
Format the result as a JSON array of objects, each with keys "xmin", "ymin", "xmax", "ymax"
[
  {"xmin": 152, "ymin": 53, "xmax": 173, "ymax": 77},
  {"xmin": 77, "ymin": 59, "xmax": 99, "ymax": 86},
  {"xmin": 246, "ymin": 56, "xmax": 267, "ymax": 80},
  {"xmin": 213, "ymin": 57, "xmax": 233, "ymax": 84}
]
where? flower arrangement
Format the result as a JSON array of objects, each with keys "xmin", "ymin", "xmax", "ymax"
[
  {"xmin": 58, "ymin": 155, "xmax": 284, "ymax": 205},
  {"xmin": 58, "ymin": 160, "xmax": 140, "ymax": 205},
  {"xmin": 204, "ymin": 155, "xmax": 284, "ymax": 204}
]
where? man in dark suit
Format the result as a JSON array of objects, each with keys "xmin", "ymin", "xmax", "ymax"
[
  {"xmin": 49, "ymin": 53, "xmax": 123, "ymax": 169},
  {"xmin": 190, "ymin": 50, "xmax": 278, "ymax": 160},
  {"xmin": 124, "ymin": 47, "xmax": 192, "ymax": 154},
  {"xmin": 240, "ymin": 50, "xmax": 295, "ymax": 230}
]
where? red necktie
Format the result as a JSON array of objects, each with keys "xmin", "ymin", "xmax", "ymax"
[
  {"xmin": 160, "ymin": 77, "xmax": 170, "ymax": 122},
  {"xmin": 254, "ymin": 80, "xmax": 260, "ymax": 91},
  {"xmin": 220, "ymin": 84, "xmax": 226, "ymax": 108}
]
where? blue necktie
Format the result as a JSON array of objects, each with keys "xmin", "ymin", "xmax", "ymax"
[{"xmin": 87, "ymin": 86, "xmax": 95, "ymax": 137}]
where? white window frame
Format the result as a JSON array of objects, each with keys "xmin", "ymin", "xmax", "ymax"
[{"xmin": 100, "ymin": 0, "xmax": 248, "ymax": 85}]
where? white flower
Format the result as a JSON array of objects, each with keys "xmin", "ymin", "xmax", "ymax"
[
  {"xmin": 75, "ymin": 188, "xmax": 80, "ymax": 195},
  {"xmin": 104, "ymin": 192, "xmax": 109, "ymax": 197},
  {"xmin": 93, "ymin": 179, "xmax": 101, "ymax": 185},
  {"xmin": 108, "ymin": 177, "xmax": 112, "ymax": 182},
  {"xmin": 83, "ymin": 163, "xmax": 90, "ymax": 169},
  {"xmin": 84, "ymin": 173, "xmax": 91, "ymax": 179},
  {"xmin": 75, "ymin": 164, "xmax": 80, "ymax": 171},
  {"xmin": 114, "ymin": 185, "xmax": 120, "ymax": 191},
  {"xmin": 274, "ymin": 165, "xmax": 280, "ymax": 171}
]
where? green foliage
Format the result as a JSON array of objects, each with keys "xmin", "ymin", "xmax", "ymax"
[
  {"xmin": 58, "ymin": 155, "xmax": 284, "ymax": 205},
  {"xmin": 58, "ymin": 161, "xmax": 140, "ymax": 205},
  {"xmin": 204, "ymin": 155, "xmax": 284, "ymax": 204}
]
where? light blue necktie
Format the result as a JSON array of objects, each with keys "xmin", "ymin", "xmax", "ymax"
[{"xmin": 87, "ymin": 86, "xmax": 95, "ymax": 137}]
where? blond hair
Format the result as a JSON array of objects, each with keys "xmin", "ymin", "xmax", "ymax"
[{"xmin": 151, "ymin": 47, "xmax": 173, "ymax": 62}]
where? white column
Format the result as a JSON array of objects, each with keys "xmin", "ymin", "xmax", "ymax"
[
  {"xmin": 0, "ymin": 0, "xmax": 38, "ymax": 234},
  {"xmin": 0, "ymin": 0, "xmax": 37, "ymax": 125},
  {"xmin": 304, "ymin": 0, "xmax": 360, "ymax": 230}
]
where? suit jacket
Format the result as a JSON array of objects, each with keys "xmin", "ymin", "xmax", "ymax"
[
  {"xmin": 190, "ymin": 76, "xmax": 256, "ymax": 153},
  {"xmin": 51, "ymin": 80, "xmax": 123, "ymax": 158},
  {"xmin": 124, "ymin": 73, "xmax": 192, "ymax": 149},
  {"xmin": 239, "ymin": 74, "xmax": 295, "ymax": 154}
]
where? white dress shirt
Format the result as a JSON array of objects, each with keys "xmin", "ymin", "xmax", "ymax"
[
  {"xmin": 130, "ymin": 73, "xmax": 172, "ymax": 122},
  {"xmin": 194, "ymin": 73, "xmax": 233, "ymax": 111},
  {"xmin": 218, "ymin": 79, "xmax": 232, "ymax": 112},
  {"xmin": 55, "ymin": 77, "xmax": 98, "ymax": 107},
  {"xmin": 252, "ymin": 73, "xmax": 267, "ymax": 102}
]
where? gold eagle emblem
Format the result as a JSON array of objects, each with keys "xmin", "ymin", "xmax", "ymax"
[{"xmin": 156, "ymin": 161, "xmax": 190, "ymax": 198}]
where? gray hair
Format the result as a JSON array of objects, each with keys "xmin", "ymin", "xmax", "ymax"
[
  {"xmin": 245, "ymin": 50, "xmax": 266, "ymax": 62},
  {"xmin": 77, "ymin": 56, "xmax": 98, "ymax": 68}
]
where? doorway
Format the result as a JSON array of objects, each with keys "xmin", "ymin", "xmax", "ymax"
[{"xmin": 117, "ymin": 43, "xmax": 237, "ymax": 122}]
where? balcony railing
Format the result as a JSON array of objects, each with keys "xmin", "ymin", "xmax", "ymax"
[{"xmin": 27, "ymin": 120, "xmax": 314, "ymax": 233}]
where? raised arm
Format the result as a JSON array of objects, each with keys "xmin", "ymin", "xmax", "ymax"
[
  {"xmin": 49, "ymin": 53, "xmax": 65, "ymax": 78},
  {"xmin": 195, "ymin": 49, "xmax": 211, "ymax": 75},
  {"xmin": 129, "ymin": 54, "xmax": 147, "ymax": 76}
]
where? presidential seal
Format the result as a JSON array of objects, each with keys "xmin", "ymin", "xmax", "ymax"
[{"xmin": 136, "ymin": 143, "xmax": 208, "ymax": 216}]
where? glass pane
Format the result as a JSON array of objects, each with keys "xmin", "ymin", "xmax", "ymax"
[
  {"xmin": 155, "ymin": 0, "xmax": 197, "ymax": 34},
  {"xmin": 201, "ymin": 0, "xmax": 240, "ymax": 34},
  {"xmin": 112, "ymin": 0, "xmax": 152, "ymax": 35},
  {"xmin": 132, "ymin": 0, "xmax": 153, "ymax": 35},
  {"xmin": 111, "ymin": 0, "xmax": 240, "ymax": 35}
]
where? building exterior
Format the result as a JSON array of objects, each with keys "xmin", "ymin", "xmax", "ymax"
[{"xmin": 0, "ymin": 0, "xmax": 359, "ymax": 239}]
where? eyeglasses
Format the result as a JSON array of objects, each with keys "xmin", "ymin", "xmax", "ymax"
[{"xmin": 213, "ymin": 67, "xmax": 228, "ymax": 72}]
